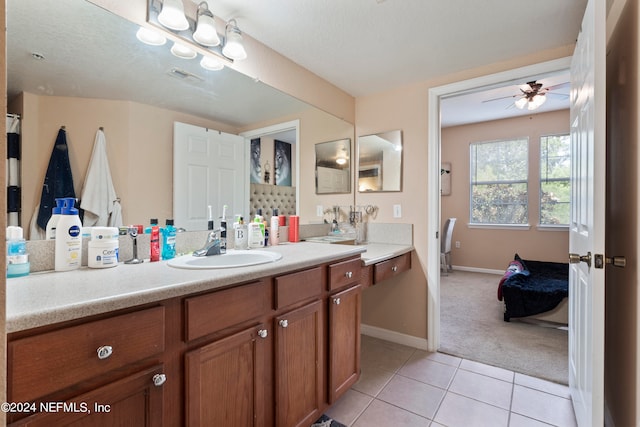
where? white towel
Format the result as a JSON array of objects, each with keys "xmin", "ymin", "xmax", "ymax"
[{"xmin": 80, "ymin": 129, "xmax": 122, "ymax": 227}]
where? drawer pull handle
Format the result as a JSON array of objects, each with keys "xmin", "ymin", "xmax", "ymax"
[
  {"xmin": 258, "ymin": 329, "xmax": 268, "ymax": 338},
  {"xmin": 345, "ymin": 271, "xmax": 353, "ymax": 278},
  {"xmin": 96, "ymin": 345, "xmax": 113, "ymax": 360},
  {"xmin": 152, "ymin": 373, "xmax": 167, "ymax": 387},
  {"xmin": 279, "ymin": 319, "xmax": 288, "ymax": 328},
  {"xmin": 392, "ymin": 266, "xmax": 398, "ymax": 272},
  {"xmin": 333, "ymin": 298, "xmax": 341, "ymax": 305}
]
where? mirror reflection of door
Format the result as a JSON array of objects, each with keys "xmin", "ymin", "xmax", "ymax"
[
  {"xmin": 358, "ymin": 130, "xmax": 403, "ymax": 192},
  {"xmin": 315, "ymin": 139, "xmax": 351, "ymax": 194}
]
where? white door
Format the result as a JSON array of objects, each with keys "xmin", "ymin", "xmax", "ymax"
[
  {"xmin": 568, "ymin": 0, "xmax": 606, "ymax": 425},
  {"xmin": 174, "ymin": 122, "xmax": 247, "ymax": 231}
]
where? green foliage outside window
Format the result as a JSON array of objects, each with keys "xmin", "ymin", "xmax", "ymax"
[{"xmin": 540, "ymin": 134, "xmax": 571, "ymax": 225}]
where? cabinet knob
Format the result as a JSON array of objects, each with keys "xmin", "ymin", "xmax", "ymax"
[
  {"xmin": 392, "ymin": 266, "xmax": 398, "ymax": 272},
  {"xmin": 279, "ymin": 319, "xmax": 288, "ymax": 328},
  {"xmin": 152, "ymin": 373, "xmax": 167, "ymax": 387},
  {"xmin": 345, "ymin": 271, "xmax": 353, "ymax": 278},
  {"xmin": 258, "ymin": 329, "xmax": 268, "ymax": 338},
  {"xmin": 333, "ymin": 298, "xmax": 341, "ymax": 305},
  {"xmin": 96, "ymin": 345, "xmax": 113, "ymax": 360}
]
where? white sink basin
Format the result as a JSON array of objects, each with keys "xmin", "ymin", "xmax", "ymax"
[{"xmin": 168, "ymin": 250, "xmax": 282, "ymax": 269}]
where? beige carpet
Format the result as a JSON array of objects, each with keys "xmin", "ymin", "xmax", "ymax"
[{"xmin": 439, "ymin": 270, "xmax": 568, "ymax": 385}]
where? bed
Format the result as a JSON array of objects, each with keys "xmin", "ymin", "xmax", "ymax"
[{"xmin": 497, "ymin": 254, "xmax": 569, "ymax": 324}]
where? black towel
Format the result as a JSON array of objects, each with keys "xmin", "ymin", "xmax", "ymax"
[{"xmin": 36, "ymin": 128, "xmax": 76, "ymax": 230}]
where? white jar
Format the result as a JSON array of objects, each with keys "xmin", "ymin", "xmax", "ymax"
[{"xmin": 88, "ymin": 240, "xmax": 119, "ymax": 268}]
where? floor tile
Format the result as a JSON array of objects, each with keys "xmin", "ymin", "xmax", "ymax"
[
  {"xmin": 448, "ymin": 369, "xmax": 513, "ymax": 409},
  {"xmin": 460, "ymin": 358, "xmax": 515, "ymax": 383},
  {"xmin": 324, "ymin": 389, "xmax": 373, "ymax": 426},
  {"xmin": 377, "ymin": 374, "xmax": 446, "ymax": 419},
  {"xmin": 511, "ymin": 384, "xmax": 577, "ymax": 426},
  {"xmin": 426, "ymin": 351, "xmax": 462, "ymax": 367},
  {"xmin": 360, "ymin": 336, "xmax": 416, "ymax": 373},
  {"xmin": 352, "ymin": 363, "xmax": 395, "ymax": 397},
  {"xmin": 434, "ymin": 392, "xmax": 510, "ymax": 427},
  {"xmin": 399, "ymin": 351, "xmax": 457, "ymax": 389},
  {"xmin": 353, "ymin": 399, "xmax": 430, "ymax": 427},
  {"xmin": 509, "ymin": 413, "xmax": 556, "ymax": 427},
  {"xmin": 514, "ymin": 373, "xmax": 571, "ymax": 398}
]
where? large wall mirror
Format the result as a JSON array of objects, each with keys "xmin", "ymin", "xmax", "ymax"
[
  {"xmin": 358, "ymin": 130, "xmax": 403, "ymax": 192},
  {"xmin": 315, "ymin": 139, "xmax": 351, "ymax": 194},
  {"xmin": 8, "ymin": 0, "xmax": 353, "ymax": 236}
]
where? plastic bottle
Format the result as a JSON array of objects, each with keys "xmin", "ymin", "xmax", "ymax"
[
  {"xmin": 54, "ymin": 198, "xmax": 83, "ymax": 272},
  {"xmin": 248, "ymin": 216, "xmax": 265, "ymax": 248},
  {"xmin": 6, "ymin": 226, "xmax": 29, "ymax": 278},
  {"xmin": 270, "ymin": 209, "xmax": 279, "ymax": 246},
  {"xmin": 235, "ymin": 217, "xmax": 248, "ymax": 250},
  {"xmin": 220, "ymin": 205, "xmax": 228, "ymax": 254},
  {"xmin": 150, "ymin": 225, "xmax": 160, "ymax": 262},
  {"xmin": 144, "ymin": 218, "xmax": 159, "ymax": 234},
  {"xmin": 161, "ymin": 219, "xmax": 177, "ymax": 260},
  {"xmin": 45, "ymin": 198, "xmax": 66, "ymax": 240}
]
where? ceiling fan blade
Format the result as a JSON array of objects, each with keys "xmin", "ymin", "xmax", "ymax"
[
  {"xmin": 482, "ymin": 94, "xmax": 518, "ymax": 103},
  {"xmin": 544, "ymin": 82, "xmax": 570, "ymax": 91},
  {"xmin": 546, "ymin": 92, "xmax": 570, "ymax": 99}
]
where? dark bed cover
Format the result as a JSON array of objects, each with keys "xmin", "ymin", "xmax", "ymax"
[{"xmin": 499, "ymin": 256, "xmax": 569, "ymax": 321}]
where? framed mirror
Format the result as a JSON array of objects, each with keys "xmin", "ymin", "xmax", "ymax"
[
  {"xmin": 358, "ymin": 130, "xmax": 403, "ymax": 192},
  {"xmin": 315, "ymin": 139, "xmax": 351, "ymax": 194}
]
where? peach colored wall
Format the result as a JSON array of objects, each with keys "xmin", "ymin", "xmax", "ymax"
[
  {"xmin": 441, "ymin": 110, "xmax": 570, "ymax": 270},
  {"xmin": 15, "ymin": 92, "xmax": 236, "ymax": 235},
  {"xmin": 356, "ymin": 45, "xmax": 575, "ymax": 340}
]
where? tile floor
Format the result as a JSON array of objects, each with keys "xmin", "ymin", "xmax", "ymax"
[{"xmin": 325, "ymin": 335, "xmax": 577, "ymax": 427}]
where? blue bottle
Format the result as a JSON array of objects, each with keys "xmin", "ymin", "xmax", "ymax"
[{"xmin": 161, "ymin": 219, "xmax": 177, "ymax": 260}]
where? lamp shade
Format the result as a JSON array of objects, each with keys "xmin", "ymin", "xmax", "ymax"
[
  {"xmin": 136, "ymin": 26, "xmax": 167, "ymax": 46},
  {"xmin": 193, "ymin": 7, "xmax": 220, "ymax": 46},
  {"xmin": 222, "ymin": 20, "xmax": 247, "ymax": 60},
  {"xmin": 515, "ymin": 97, "xmax": 528, "ymax": 110},
  {"xmin": 528, "ymin": 93, "xmax": 547, "ymax": 110},
  {"xmin": 170, "ymin": 41, "xmax": 197, "ymax": 59},
  {"xmin": 158, "ymin": 0, "xmax": 189, "ymax": 31}
]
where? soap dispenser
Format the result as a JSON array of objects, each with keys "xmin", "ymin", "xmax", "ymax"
[{"xmin": 6, "ymin": 226, "xmax": 29, "ymax": 278}]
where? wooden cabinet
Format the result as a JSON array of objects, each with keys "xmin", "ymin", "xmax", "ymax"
[
  {"xmin": 7, "ymin": 254, "xmax": 364, "ymax": 427},
  {"xmin": 185, "ymin": 325, "xmax": 268, "ymax": 427},
  {"xmin": 274, "ymin": 300, "xmax": 323, "ymax": 427},
  {"xmin": 373, "ymin": 252, "xmax": 412, "ymax": 284},
  {"xmin": 328, "ymin": 284, "xmax": 361, "ymax": 403}
]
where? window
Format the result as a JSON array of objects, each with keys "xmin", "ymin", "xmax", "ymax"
[
  {"xmin": 540, "ymin": 134, "xmax": 571, "ymax": 225},
  {"xmin": 470, "ymin": 138, "xmax": 528, "ymax": 225}
]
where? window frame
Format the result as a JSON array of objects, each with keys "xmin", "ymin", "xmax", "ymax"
[{"xmin": 539, "ymin": 133, "xmax": 571, "ymax": 227}]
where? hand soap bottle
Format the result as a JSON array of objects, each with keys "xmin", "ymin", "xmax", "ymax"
[
  {"xmin": 6, "ymin": 226, "xmax": 29, "ymax": 278},
  {"xmin": 45, "ymin": 198, "xmax": 66, "ymax": 240}
]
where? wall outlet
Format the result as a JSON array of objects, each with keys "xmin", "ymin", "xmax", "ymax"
[
  {"xmin": 316, "ymin": 205, "xmax": 323, "ymax": 217},
  {"xmin": 393, "ymin": 204, "xmax": 402, "ymax": 218},
  {"xmin": 455, "ymin": 241, "xmax": 461, "ymax": 248}
]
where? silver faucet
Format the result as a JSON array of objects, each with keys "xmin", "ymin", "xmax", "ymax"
[{"xmin": 193, "ymin": 228, "xmax": 222, "ymax": 257}]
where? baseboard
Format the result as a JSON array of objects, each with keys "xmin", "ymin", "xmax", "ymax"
[
  {"xmin": 361, "ymin": 324, "xmax": 429, "ymax": 350},
  {"xmin": 451, "ymin": 265, "xmax": 504, "ymax": 275}
]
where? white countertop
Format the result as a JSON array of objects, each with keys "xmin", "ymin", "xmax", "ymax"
[{"xmin": 7, "ymin": 242, "xmax": 412, "ymax": 333}]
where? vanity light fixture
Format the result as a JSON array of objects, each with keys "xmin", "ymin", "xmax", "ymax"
[
  {"xmin": 170, "ymin": 41, "xmax": 197, "ymax": 59},
  {"xmin": 336, "ymin": 157, "xmax": 347, "ymax": 165},
  {"xmin": 222, "ymin": 19, "xmax": 247, "ymax": 60},
  {"xmin": 193, "ymin": 2, "xmax": 220, "ymax": 47},
  {"xmin": 200, "ymin": 55, "xmax": 224, "ymax": 71},
  {"xmin": 136, "ymin": 26, "xmax": 167, "ymax": 46},
  {"xmin": 157, "ymin": 0, "xmax": 189, "ymax": 31}
]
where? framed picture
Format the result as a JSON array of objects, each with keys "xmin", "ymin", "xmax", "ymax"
[
  {"xmin": 274, "ymin": 140, "xmax": 292, "ymax": 186},
  {"xmin": 250, "ymin": 138, "xmax": 262, "ymax": 184}
]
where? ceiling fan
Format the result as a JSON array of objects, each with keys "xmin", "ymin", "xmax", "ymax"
[{"xmin": 484, "ymin": 81, "xmax": 569, "ymax": 111}]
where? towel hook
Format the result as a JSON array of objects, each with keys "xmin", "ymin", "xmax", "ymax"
[{"xmin": 99, "ymin": 126, "xmax": 104, "ymax": 131}]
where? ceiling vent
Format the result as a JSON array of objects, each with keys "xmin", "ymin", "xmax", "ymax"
[{"xmin": 166, "ymin": 67, "xmax": 204, "ymax": 84}]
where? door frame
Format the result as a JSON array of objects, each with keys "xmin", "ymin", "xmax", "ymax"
[
  {"xmin": 240, "ymin": 120, "xmax": 301, "ymax": 215},
  {"xmin": 426, "ymin": 57, "xmax": 572, "ymax": 352}
]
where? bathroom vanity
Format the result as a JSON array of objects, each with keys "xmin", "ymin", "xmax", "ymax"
[{"xmin": 6, "ymin": 242, "xmax": 413, "ymax": 426}]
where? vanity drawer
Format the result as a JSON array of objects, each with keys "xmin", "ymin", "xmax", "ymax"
[
  {"xmin": 8, "ymin": 306, "xmax": 165, "ymax": 403},
  {"xmin": 275, "ymin": 267, "xmax": 323, "ymax": 309},
  {"xmin": 374, "ymin": 252, "xmax": 412, "ymax": 283},
  {"xmin": 328, "ymin": 257, "xmax": 362, "ymax": 291},
  {"xmin": 185, "ymin": 280, "xmax": 269, "ymax": 342}
]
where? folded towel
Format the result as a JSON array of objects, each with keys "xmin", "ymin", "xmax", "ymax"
[{"xmin": 80, "ymin": 129, "xmax": 122, "ymax": 227}]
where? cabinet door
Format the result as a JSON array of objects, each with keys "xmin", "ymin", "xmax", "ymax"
[
  {"xmin": 8, "ymin": 365, "xmax": 165, "ymax": 426},
  {"xmin": 185, "ymin": 325, "xmax": 267, "ymax": 427},
  {"xmin": 328, "ymin": 285, "xmax": 362, "ymax": 403},
  {"xmin": 274, "ymin": 300, "xmax": 323, "ymax": 427}
]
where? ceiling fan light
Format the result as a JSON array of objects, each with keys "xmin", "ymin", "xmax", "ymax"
[
  {"xmin": 222, "ymin": 20, "xmax": 247, "ymax": 60},
  {"xmin": 200, "ymin": 55, "xmax": 224, "ymax": 71},
  {"xmin": 193, "ymin": 3, "xmax": 220, "ymax": 46},
  {"xmin": 136, "ymin": 26, "xmax": 167, "ymax": 46},
  {"xmin": 515, "ymin": 97, "xmax": 528, "ymax": 109},
  {"xmin": 158, "ymin": 0, "xmax": 189, "ymax": 31},
  {"xmin": 528, "ymin": 94, "xmax": 547, "ymax": 110},
  {"xmin": 170, "ymin": 41, "xmax": 197, "ymax": 59}
]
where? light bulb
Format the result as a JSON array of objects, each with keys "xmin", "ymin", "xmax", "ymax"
[
  {"xmin": 170, "ymin": 42, "xmax": 197, "ymax": 59},
  {"xmin": 222, "ymin": 20, "xmax": 247, "ymax": 60},
  {"xmin": 200, "ymin": 55, "xmax": 224, "ymax": 71},
  {"xmin": 158, "ymin": 0, "xmax": 189, "ymax": 31},
  {"xmin": 193, "ymin": 10, "xmax": 220, "ymax": 46}
]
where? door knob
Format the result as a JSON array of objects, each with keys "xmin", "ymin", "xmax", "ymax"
[
  {"xmin": 569, "ymin": 252, "xmax": 591, "ymax": 267},
  {"xmin": 593, "ymin": 254, "xmax": 627, "ymax": 269}
]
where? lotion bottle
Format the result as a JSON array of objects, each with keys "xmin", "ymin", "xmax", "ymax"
[
  {"xmin": 248, "ymin": 217, "xmax": 265, "ymax": 248},
  {"xmin": 270, "ymin": 209, "xmax": 279, "ymax": 246},
  {"xmin": 45, "ymin": 198, "xmax": 65, "ymax": 240},
  {"xmin": 54, "ymin": 198, "xmax": 82, "ymax": 272}
]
